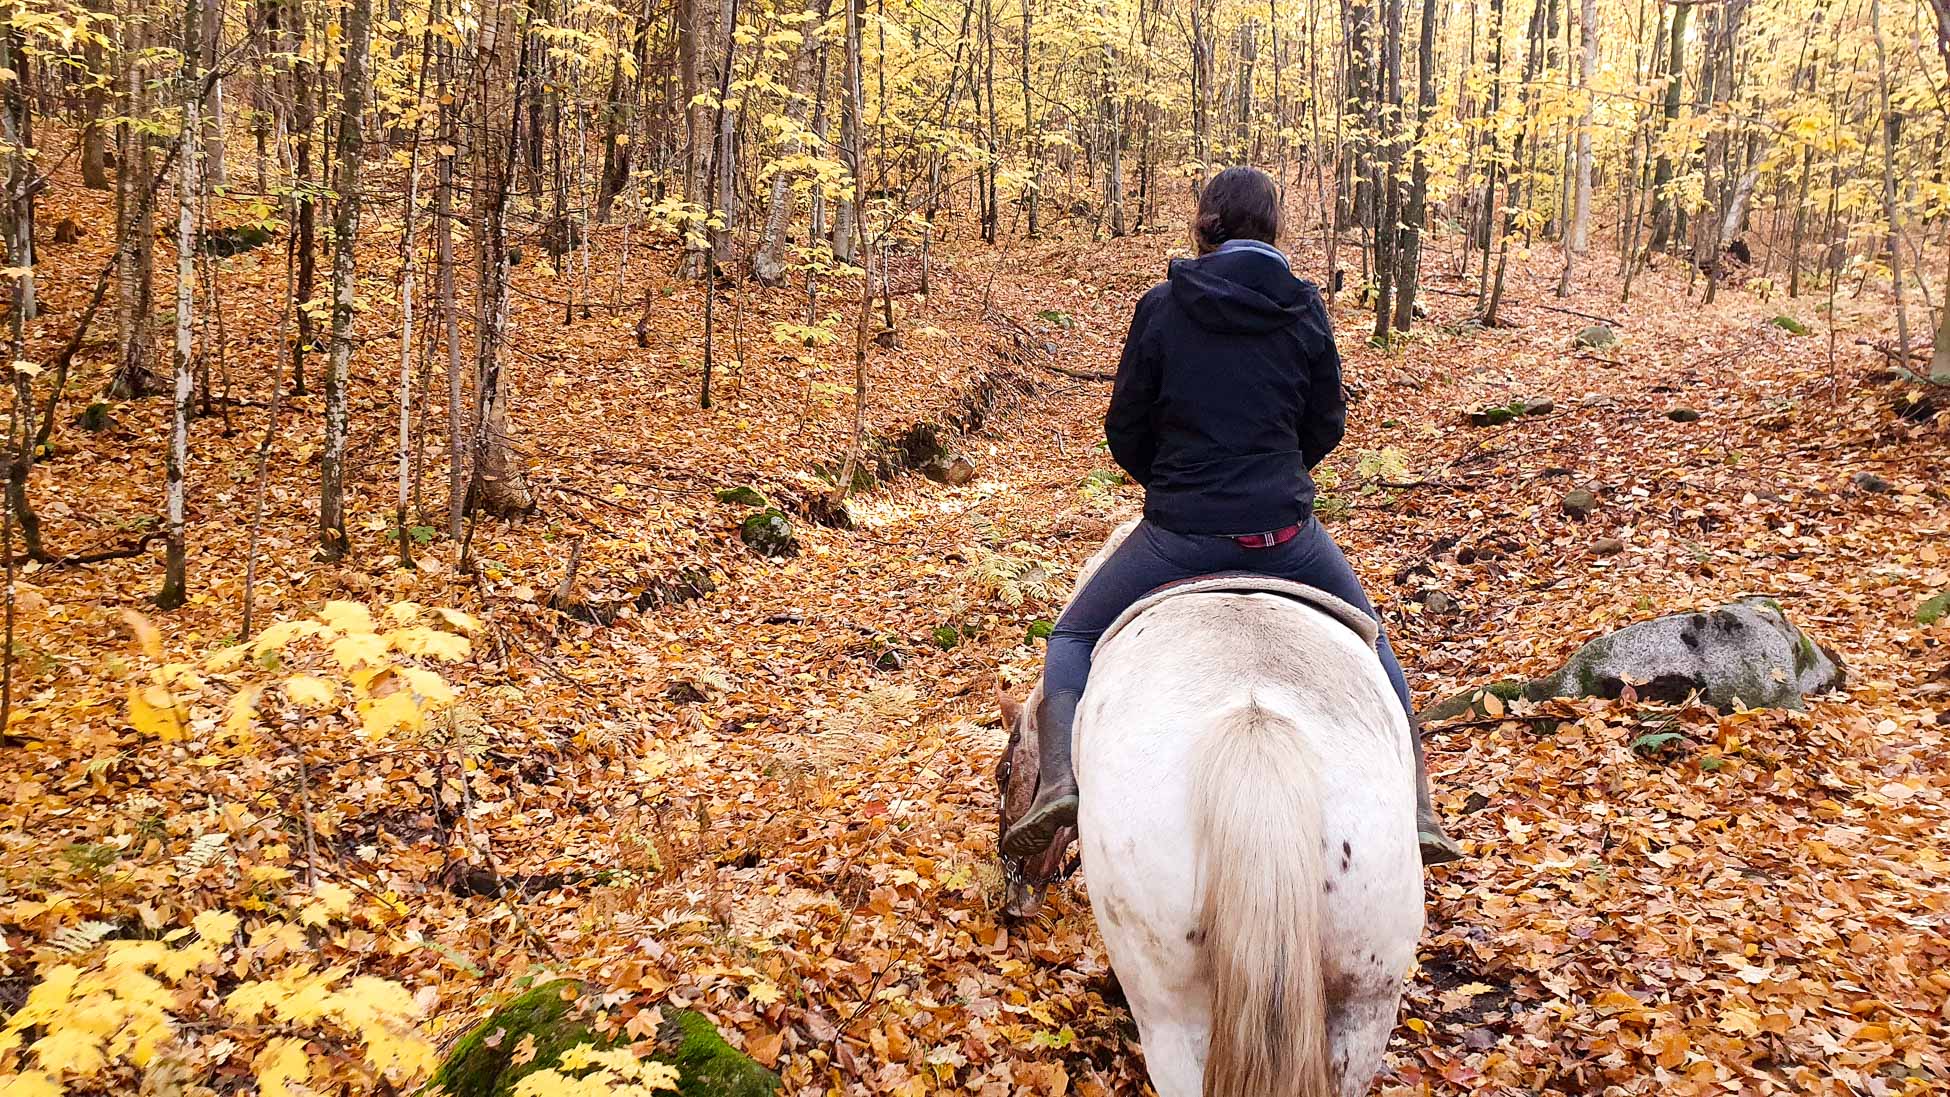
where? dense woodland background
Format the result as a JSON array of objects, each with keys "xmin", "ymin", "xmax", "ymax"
[{"xmin": 0, "ymin": 0, "xmax": 1948, "ymax": 1091}]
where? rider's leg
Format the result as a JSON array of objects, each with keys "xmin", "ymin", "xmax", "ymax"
[
  {"xmin": 1247, "ymin": 519, "xmax": 1464, "ymax": 865},
  {"xmin": 1006, "ymin": 523, "xmax": 1192, "ymax": 858}
]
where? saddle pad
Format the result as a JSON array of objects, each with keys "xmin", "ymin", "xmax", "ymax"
[{"xmin": 1096, "ymin": 574, "xmax": 1380, "ymax": 653}]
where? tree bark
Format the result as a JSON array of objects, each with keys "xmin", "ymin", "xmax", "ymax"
[
  {"xmin": 159, "ymin": 0, "xmax": 203, "ymax": 610},
  {"xmin": 80, "ymin": 0, "xmax": 112, "ymax": 190},
  {"xmin": 292, "ymin": 0, "xmax": 317, "ymax": 395},
  {"xmin": 1869, "ymin": 0, "xmax": 1911, "ymax": 363},
  {"xmin": 1646, "ymin": 1, "xmax": 1689, "ymax": 253},
  {"xmin": 319, "ymin": 0, "xmax": 373, "ymax": 562},
  {"xmin": 753, "ymin": 0, "xmax": 824, "ymax": 286},
  {"xmin": 1568, "ymin": 0, "xmax": 1597, "ymax": 254},
  {"xmin": 1393, "ymin": 0, "xmax": 1435, "ymax": 331}
]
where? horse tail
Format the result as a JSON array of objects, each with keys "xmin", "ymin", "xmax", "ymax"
[{"xmin": 1194, "ymin": 703, "xmax": 1333, "ymax": 1097}]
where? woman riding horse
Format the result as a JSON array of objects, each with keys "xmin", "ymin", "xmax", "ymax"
[{"xmin": 1001, "ymin": 165, "xmax": 1459, "ymax": 865}]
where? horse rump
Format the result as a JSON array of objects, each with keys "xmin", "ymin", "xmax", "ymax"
[{"xmin": 1194, "ymin": 703, "xmax": 1333, "ymax": 1097}]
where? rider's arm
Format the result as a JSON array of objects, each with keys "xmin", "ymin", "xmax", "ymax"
[
  {"xmin": 1106, "ymin": 292, "xmax": 1162, "ymax": 486},
  {"xmin": 1296, "ymin": 286, "xmax": 1346, "ymax": 470}
]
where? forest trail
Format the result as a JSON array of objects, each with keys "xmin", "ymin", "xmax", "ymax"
[
  {"xmin": 465, "ymin": 225, "xmax": 1949, "ymax": 1093},
  {"xmin": 6, "ymin": 209, "xmax": 1948, "ymax": 1096}
]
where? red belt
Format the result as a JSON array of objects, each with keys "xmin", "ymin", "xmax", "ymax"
[{"xmin": 1233, "ymin": 525, "xmax": 1301, "ymax": 549}]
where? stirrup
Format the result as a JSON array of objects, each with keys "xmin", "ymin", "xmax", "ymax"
[
  {"xmin": 1419, "ymin": 828, "xmax": 1465, "ymax": 865},
  {"xmin": 1003, "ymin": 791, "xmax": 1078, "ymax": 858}
]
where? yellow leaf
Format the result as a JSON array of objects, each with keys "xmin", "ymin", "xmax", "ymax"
[
  {"xmin": 193, "ymin": 909, "xmax": 240, "ymax": 944},
  {"xmin": 434, "ymin": 607, "xmax": 482, "ymax": 633},
  {"xmin": 122, "ymin": 608, "xmax": 164, "ymax": 660},
  {"xmin": 387, "ymin": 601, "xmax": 423, "ymax": 624},
  {"xmin": 29, "ymin": 1027, "xmax": 106, "ymax": 1075},
  {"xmin": 358, "ymin": 690, "xmax": 423, "ymax": 738},
  {"xmin": 331, "ymin": 633, "xmax": 390, "ymax": 669},
  {"xmin": 128, "ymin": 683, "xmax": 186, "ymax": 741},
  {"xmin": 254, "ymin": 1037, "xmax": 311, "ymax": 1097},
  {"xmin": 388, "ymin": 627, "xmax": 470, "ymax": 661},
  {"xmin": 204, "ymin": 643, "xmax": 250, "ymax": 672},
  {"xmin": 510, "ymin": 1033, "xmax": 538, "ymax": 1067},
  {"xmin": 283, "ymin": 675, "xmax": 337, "ymax": 707},
  {"xmin": 0, "ymin": 1072, "xmax": 63, "ymax": 1097},
  {"xmin": 319, "ymin": 600, "xmax": 376, "ymax": 634},
  {"xmin": 747, "ymin": 979, "xmax": 782, "ymax": 1005},
  {"xmin": 224, "ymin": 685, "xmax": 262, "ymax": 737},
  {"xmin": 399, "ymin": 667, "xmax": 455, "ymax": 706}
]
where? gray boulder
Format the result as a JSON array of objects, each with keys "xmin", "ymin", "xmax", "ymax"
[
  {"xmin": 1424, "ymin": 598, "xmax": 1844, "ymax": 721},
  {"xmin": 1575, "ymin": 325, "xmax": 1618, "ymax": 349},
  {"xmin": 1561, "ymin": 488, "xmax": 1599, "ymax": 518}
]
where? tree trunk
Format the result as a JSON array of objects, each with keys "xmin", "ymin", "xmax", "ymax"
[
  {"xmin": 833, "ymin": 0, "xmax": 871, "ymax": 501},
  {"xmin": 834, "ymin": 0, "xmax": 864, "ymax": 259},
  {"xmin": 1393, "ymin": 0, "xmax": 1435, "ymax": 331},
  {"xmin": 753, "ymin": 0, "xmax": 824, "ymax": 286},
  {"xmin": 595, "ymin": 10, "xmax": 648, "ymax": 222},
  {"xmin": 80, "ymin": 0, "xmax": 111, "ymax": 190},
  {"xmin": 470, "ymin": 0, "xmax": 533, "ymax": 521},
  {"xmin": 1869, "ymin": 0, "xmax": 1911, "ymax": 362},
  {"xmin": 1022, "ymin": 0, "xmax": 1040, "ymax": 237},
  {"xmin": 1568, "ymin": 0, "xmax": 1597, "ymax": 254},
  {"xmin": 319, "ymin": 0, "xmax": 372, "ymax": 562},
  {"xmin": 1, "ymin": 28, "xmax": 36, "ymax": 325},
  {"xmin": 159, "ymin": 0, "xmax": 202, "ymax": 610},
  {"xmin": 1646, "ymin": 1, "xmax": 1689, "ymax": 252},
  {"xmin": 292, "ymin": 1, "xmax": 316, "ymax": 395},
  {"xmin": 201, "ymin": 0, "xmax": 226, "ymax": 187}
]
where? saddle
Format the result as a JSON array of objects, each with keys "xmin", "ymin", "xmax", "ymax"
[{"xmin": 1096, "ymin": 573, "xmax": 1380, "ymax": 653}]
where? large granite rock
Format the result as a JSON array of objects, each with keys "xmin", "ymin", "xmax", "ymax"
[{"xmin": 1424, "ymin": 598, "xmax": 1845, "ymax": 721}]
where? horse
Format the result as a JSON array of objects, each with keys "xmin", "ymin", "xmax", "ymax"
[{"xmin": 995, "ymin": 521, "xmax": 1424, "ymax": 1097}]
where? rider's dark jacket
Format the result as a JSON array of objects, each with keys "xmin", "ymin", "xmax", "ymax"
[{"xmin": 1104, "ymin": 241, "xmax": 1345, "ymax": 536}]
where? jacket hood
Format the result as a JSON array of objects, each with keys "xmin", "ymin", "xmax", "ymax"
[{"xmin": 1166, "ymin": 248, "xmax": 1309, "ymax": 334}]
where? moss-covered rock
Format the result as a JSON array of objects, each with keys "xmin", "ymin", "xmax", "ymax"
[
  {"xmin": 653, "ymin": 1010, "xmax": 780, "ymax": 1097},
  {"xmin": 1918, "ymin": 591, "xmax": 1950, "ymax": 626},
  {"xmin": 738, "ymin": 509, "xmax": 797, "ymax": 557},
  {"xmin": 715, "ymin": 485, "xmax": 769, "ymax": 507},
  {"xmin": 1421, "ymin": 679, "xmax": 1530, "ymax": 722},
  {"xmin": 433, "ymin": 980, "xmax": 780, "ymax": 1097},
  {"xmin": 1772, "ymin": 314, "xmax": 1811, "ymax": 336},
  {"xmin": 432, "ymin": 980, "xmax": 621, "ymax": 1097}
]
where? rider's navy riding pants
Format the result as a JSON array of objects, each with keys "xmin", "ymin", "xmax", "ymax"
[{"xmin": 1042, "ymin": 518, "xmax": 1414, "ymax": 719}]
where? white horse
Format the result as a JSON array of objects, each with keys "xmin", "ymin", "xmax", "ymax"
[{"xmin": 996, "ymin": 523, "xmax": 1423, "ymax": 1097}]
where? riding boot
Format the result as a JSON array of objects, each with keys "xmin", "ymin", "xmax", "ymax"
[
  {"xmin": 1412, "ymin": 717, "xmax": 1464, "ymax": 865},
  {"xmin": 1002, "ymin": 690, "xmax": 1082, "ymax": 859}
]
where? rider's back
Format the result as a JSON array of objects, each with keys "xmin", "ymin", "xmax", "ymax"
[{"xmin": 1106, "ymin": 244, "xmax": 1345, "ymax": 536}]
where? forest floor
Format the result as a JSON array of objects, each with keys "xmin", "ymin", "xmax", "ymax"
[{"xmin": 4, "ymin": 180, "xmax": 1949, "ymax": 1096}]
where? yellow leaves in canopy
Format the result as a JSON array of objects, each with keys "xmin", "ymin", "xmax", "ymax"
[{"xmin": 254, "ymin": 1037, "xmax": 312, "ymax": 1097}]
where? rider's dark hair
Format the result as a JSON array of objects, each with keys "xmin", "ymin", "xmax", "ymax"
[{"xmin": 1192, "ymin": 166, "xmax": 1281, "ymax": 255}]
